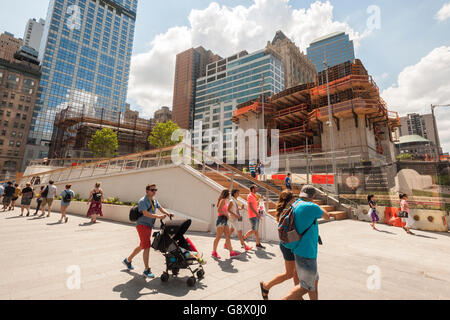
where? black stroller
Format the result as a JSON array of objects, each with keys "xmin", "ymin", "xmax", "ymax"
[{"xmin": 152, "ymin": 219, "xmax": 205, "ymax": 287}]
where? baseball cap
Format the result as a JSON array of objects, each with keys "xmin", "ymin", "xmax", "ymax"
[{"xmin": 299, "ymin": 185, "xmax": 316, "ymax": 199}]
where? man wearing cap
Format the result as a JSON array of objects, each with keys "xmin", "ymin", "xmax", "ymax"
[{"xmin": 282, "ymin": 185, "xmax": 329, "ymax": 300}]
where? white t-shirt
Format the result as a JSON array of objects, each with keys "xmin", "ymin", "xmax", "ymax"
[
  {"xmin": 228, "ymin": 198, "xmax": 240, "ymax": 222},
  {"xmin": 47, "ymin": 185, "xmax": 57, "ymax": 199}
]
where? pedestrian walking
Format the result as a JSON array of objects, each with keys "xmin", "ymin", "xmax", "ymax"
[
  {"xmin": 250, "ymin": 161, "xmax": 257, "ymax": 179},
  {"xmin": 59, "ymin": 185, "xmax": 75, "ymax": 223},
  {"xmin": 227, "ymin": 189, "xmax": 252, "ymax": 252},
  {"xmin": 9, "ymin": 184, "xmax": 21, "ymax": 211},
  {"xmin": 260, "ymin": 190, "xmax": 299, "ymax": 300},
  {"xmin": 39, "ymin": 180, "xmax": 57, "ymax": 218},
  {"xmin": 285, "ymin": 173, "xmax": 292, "ymax": 190},
  {"xmin": 243, "ymin": 185, "xmax": 265, "ymax": 249},
  {"xmin": 0, "ymin": 183, "xmax": 4, "ymax": 203},
  {"xmin": 20, "ymin": 182, "xmax": 34, "ymax": 217},
  {"xmin": 399, "ymin": 193, "xmax": 415, "ymax": 235},
  {"xmin": 34, "ymin": 186, "xmax": 44, "ymax": 216},
  {"xmin": 282, "ymin": 185, "xmax": 330, "ymax": 301},
  {"xmin": 212, "ymin": 190, "xmax": 240, "ymax": 259},
  {"xmin": 86, "ymin": 182, "xmax": 103, "ymax": 224},
  {"xmin": 368, "ymin": 195, "xmax": 379, "ymax": 231},
  {"xmin": 2, "ymin": 182, "xmax": 15, "ymax": 212},
  {"xmin": 123, "ymin": 184, "xmax": 174, "ymax": 278}
]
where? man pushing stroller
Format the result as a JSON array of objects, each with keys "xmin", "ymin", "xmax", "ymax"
[{"xmin": 122, "ymin": 184, "xmax": 174, "ymax": 278}]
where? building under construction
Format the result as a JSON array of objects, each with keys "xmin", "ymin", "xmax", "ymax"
[
  {"xmin": 49, "ymin": 105, "xmax": 153, "ymax": 159},
  {"xmin": 232, "ymin": 59, "xmax": 401, "ymax": 163}
]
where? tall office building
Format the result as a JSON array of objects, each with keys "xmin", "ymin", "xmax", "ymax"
[
  {"xmin": 23, "ymin": 18, "xmax": 46, "ymax": 54},
  {"xmin": 306, "ymin": 32, "xmax": 355, "ymax": 73},
  {"xmin": 23, "ymin": 0, "xmax": 138, "ymax": 168},
  {"xmin": 266, "ymin": 30, "xmax": 317, "ymax": 88},
  {"xmin": 0, "ymin": 48, "xmax": 41, "ymax": 179},
  {"xmin": 193, "ymin": 48, "xmax": 285, "ymax": 157},
  {"xmin": 399, "ymin": 113, "xmax": 442, "ymax": 154},
  {"xmin": 0, "ymin": 32, "xmax": 23, "ymax": 63},
  {"xmin": 172, "ymin": 47, "xmax": 220, "ymax": 130}
]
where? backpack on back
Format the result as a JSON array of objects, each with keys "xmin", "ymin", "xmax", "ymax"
[
  {"xmin": 278, "ymin": 200, "xmax": 303, "ymax": 243},
  {"xmin": 63, "ymin": 190, "xmax": 72, "ymax": 203},
  {"xmin": 41, "ymin": 186, "xmax": 49, "ymax": 198},
  {"xmin": 129, "ymin": 206, "xmax": 143, "ymax": 222}
]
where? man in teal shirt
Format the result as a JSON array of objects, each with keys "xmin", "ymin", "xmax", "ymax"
[{"xmin": 283, "ymin": 185, "xmax": 329, "ymax": 300}]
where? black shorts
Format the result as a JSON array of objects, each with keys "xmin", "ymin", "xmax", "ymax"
[
  {"xmin": 216, "ymin": 215, "xmax": 228, "ymax": 227},
  {"xmin": 280, "ymin": 243, "xmax": 295, "ymax": 261}
]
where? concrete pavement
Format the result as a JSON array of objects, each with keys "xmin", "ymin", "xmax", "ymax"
[{"xmin": 0, "ymin": 207, "xmax": 449, "ymax": 300}]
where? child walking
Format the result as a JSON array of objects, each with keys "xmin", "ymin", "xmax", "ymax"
[{"xmin": 368, "ymin": 195, "xmax": 379, "ymax": 230}]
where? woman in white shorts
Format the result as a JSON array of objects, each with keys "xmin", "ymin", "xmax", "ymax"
[{"xmin": 226, "ymin": 189, "xmax": 252, "ymax": 252}]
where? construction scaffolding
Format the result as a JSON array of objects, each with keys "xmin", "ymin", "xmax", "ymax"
[
  {"xmin": 232, "ymin": 59, "xmax": 401, "ymax": 159},
  {"xmin": 49, "ymin": 106, "xmax": 153, "ymax": 159}
]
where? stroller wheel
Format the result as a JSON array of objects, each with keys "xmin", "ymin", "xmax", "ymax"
[
  {"xmin": 161, "ymin": 272, "xmax": 169, "ymax": 283},
  {"xmin": 172, "ymin": 268, "xmax": 180, "ymax": 276},
  {"xmin": 197, "ymin": 269, "xmax": 205, "ymax": 279},
  {"xmin": 187, "ymin": 277, "xmax": 196, "ymax": 287}
]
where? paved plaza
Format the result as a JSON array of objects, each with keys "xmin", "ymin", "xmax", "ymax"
[{"xmin": 0, "ymin": 207, "xmax": 449, "ymax": 300}]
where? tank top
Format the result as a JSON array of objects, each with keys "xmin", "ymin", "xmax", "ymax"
[{"xmin": 217, "ymin": 200, "xmax": 228, "ymax": 217}]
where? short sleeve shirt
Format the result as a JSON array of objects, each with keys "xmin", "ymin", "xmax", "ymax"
[
  {"xmin": 5, "ymin": 186, "xmax": 15, "ymax": 197},
  {"xmin": 47, "ymin": 185, "xmax": 57, "ymax": 199},
  {"xmin": 284, "ymin": 200, "xmax": 324, "ymax": 259},
  {"xmin": 400, "ymin": 199, "xmax": 409, "ymax": 213},
  {"xmin": 285, "ymin": 177, "xmax": 291, "ymax": 188},
  {"xmin": 61, "ymin": 190, "xmax": 75, "ymax": 205},
  {"xmin": 136, "ymin": 196, "xmax": 161, "ymax": 228},
  {"xmin": 0, "ymin": 186, "xmax": 4, "ymax": 196},
  {"xmin": 247, "ymin": 193, "xmax": 258, "ymax": 219}
]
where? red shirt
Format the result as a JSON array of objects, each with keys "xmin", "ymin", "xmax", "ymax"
[{"xmin": 247, "ymin": 193, "xmax": 258, "ymax": 219}]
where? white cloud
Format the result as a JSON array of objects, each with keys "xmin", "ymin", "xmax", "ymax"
[
  {"xmin": 382, "ymin": 46, "xmax": 450, "ymax": 153},
  {"xmin": 435, "ymin": 2, "xmax": 450, "ymax": 21},
  {"xmin": 128, "ymin": 0, "xmax": 371, "ymax": 117}
]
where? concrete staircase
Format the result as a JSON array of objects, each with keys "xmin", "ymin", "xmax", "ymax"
[{"xmin": 313, "ymin": 199, "xmax": 348, "ymax": 221}]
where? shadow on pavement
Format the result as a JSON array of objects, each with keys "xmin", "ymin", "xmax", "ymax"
[
  {"xmin": 254, "ymin": 249, "xmax": 276, "ymax": 260},
  {"xmin": 113, "ymin": 270, "xmax": 206, "ymax": 300},
  {"xmin": 78, "ymin": 222, "xmax": 100, "ymax": 227},
  {"xmin": 216, "ymin": 258, "xmax": 239, "ymax": 273},
  {"xmin": 5, "ymin": 216, "xmax": 26, "ymax": 220},
  {"xmin": 47, "ymin": 222, "xmax": 63, "ymax": 226},
  {"xmin": 413, "ymin": 234, "xmax": 438, "ymax": 240}
]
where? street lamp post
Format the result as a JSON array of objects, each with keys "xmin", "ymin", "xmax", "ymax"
[{"xmin": 324, "ymin": 61, "xmax": 338, "ymax": 194}]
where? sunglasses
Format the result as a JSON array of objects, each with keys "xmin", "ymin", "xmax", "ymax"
[{"xmin": 148, "ymin": 189, "xmax": 158, "ymax": 192}]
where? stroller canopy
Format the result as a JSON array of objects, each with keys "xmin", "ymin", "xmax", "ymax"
[{"xmin": 163, "ymin": 219, "xmax": 192, "ymax": 238}]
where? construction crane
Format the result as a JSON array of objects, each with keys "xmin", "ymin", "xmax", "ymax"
[{"xmin": 431, "ymin": 104, "xmax": 450, "ymax": 160}]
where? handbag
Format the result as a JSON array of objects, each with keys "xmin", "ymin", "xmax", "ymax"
[{"xmin": 397, "ymin": 210, "xmax": 409, "ymax": 218}]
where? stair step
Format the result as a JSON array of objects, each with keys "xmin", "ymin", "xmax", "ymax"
[
  {"xmin": 327, "ymin": 211, "xmax": 348, "ymax": 220},
  {"xmin": 320, "ymin": 205, "xmax": 335, "ymax": 212},
  {"xmin": 313, "ymin": 200, "xmax": 325, "ymax": 206}
]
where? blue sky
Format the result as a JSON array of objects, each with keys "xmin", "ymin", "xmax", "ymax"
[
  {"xmin": 1, "ymin": 0, "xmax": 450, "ymax": 151},
  {"xmin": 1, "ymin": 0, "xmax": 448, "ymax": 91}
]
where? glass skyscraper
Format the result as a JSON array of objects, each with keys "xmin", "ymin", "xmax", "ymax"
[
  {"xmin": 193, "ymin": 49, "xmax": 285, "ymax": 157},
  {"xmin": 306, "ymin": 32, "xmax": 355, "ymax": 73},
  {"xmin": 24, "ymin": 0, "xmax": 137, "ymax": 164}
]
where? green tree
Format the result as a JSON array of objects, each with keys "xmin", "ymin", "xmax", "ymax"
[
  {"xmin": 148, "ymin": 121, "xmax": 181, "ymax": 149},
  {"xmin": 88, "ymin": 128, "xmax": 118, "ymax": 158},
  {"xmin": 396, "ymin": 153, "xmax": 413, "ymax": 161}
]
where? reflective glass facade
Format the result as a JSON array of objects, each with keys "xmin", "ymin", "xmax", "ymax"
[
  {"xmin": 307, "ymin": 32, "xmax": 355, "ymax": 73},
  {"xmin": 27, "ymin": 0, "xmax": 137, "ymax": 157},
  {"xmin": 193, "ymin": 49, "xmax": 284, "ymax": 156}
]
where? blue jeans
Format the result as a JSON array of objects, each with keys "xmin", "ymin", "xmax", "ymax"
[{"xmin": 295, "ymin": 255, "xmax": 319, "ymax": 292}]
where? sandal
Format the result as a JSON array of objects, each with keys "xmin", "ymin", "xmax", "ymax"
[{"xmin": 260, "ymin": 282, "xmax": 269, "ymax": 300}]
